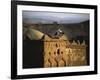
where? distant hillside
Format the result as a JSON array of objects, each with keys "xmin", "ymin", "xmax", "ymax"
[{"xmin": 23, "ymin": 20, "xmax": 89, "ymax": 43}]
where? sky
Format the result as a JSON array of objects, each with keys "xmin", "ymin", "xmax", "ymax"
[{"xmin": 23, "ymin": 11, "xmax": 89, "ymax": 24}]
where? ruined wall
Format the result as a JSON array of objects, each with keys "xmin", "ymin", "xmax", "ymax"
[{"xmin": 43, "ymin": 35, "xmax": 87, "ymax": 67}]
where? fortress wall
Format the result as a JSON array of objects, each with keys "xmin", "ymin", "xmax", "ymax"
[{"xmin": 43, "ymin": 35, "xmax": 87, "ymax": 67}]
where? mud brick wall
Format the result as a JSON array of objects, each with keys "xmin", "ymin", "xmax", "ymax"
[{"xmin": 43, "ymin": 35, "xmax": 87, "ymax": 67}]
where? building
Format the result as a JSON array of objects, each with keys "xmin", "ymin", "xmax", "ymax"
[
  {"xmin": 23, "ymin": 26, "xmax": 87, "ymax": 68},
  {"xmin": 43, "ymin": 30, "xmax": 87, "ymax": 67}
]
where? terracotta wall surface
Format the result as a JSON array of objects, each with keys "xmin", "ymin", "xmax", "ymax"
[{"xmin": 43, "ymin": 35, "xmax": 87, "ymax": 67}]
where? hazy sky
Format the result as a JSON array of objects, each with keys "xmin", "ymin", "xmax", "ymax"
[{"xmin": 23, "ymin": 11, "xmax": 89, "ymax": 24}]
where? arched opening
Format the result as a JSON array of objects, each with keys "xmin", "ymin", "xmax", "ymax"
[
  {"xmin": 61, "ymin": 52, "xmax": 63, "ymax": 54},
  {"xmin": 54, "ymin": 52, "xmax": 56, "ymax": 54},
  {"xmin": 55, "ymin": 43, "xmax": 58, "ymax": 47},
  {"xmin": 49, "ymin": 52, "xmax": 51, "ymax": 55},
  {"xmin": 57, "ymin": 49, "xmax": 60, "ymax": 54}
]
